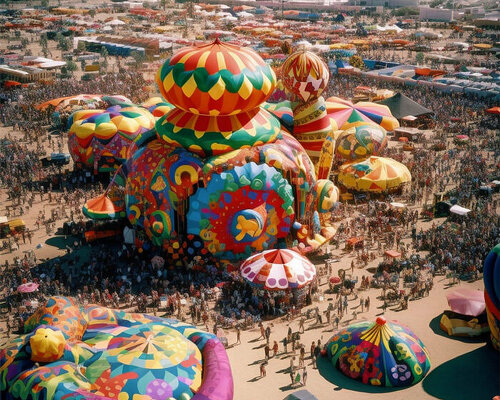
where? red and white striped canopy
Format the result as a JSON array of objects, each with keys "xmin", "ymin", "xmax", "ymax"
[{"xmin": 240, "ymin": 249, "xmax": 316, "ymax": 290}]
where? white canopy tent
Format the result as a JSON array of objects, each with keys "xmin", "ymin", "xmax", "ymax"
[{"xmin": 450, "ymin": 205, "xmax": 471, "ymax": 216}]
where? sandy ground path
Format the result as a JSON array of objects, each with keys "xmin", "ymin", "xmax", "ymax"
[{"xmin": 225, "ymin": 270, "xmax": 498, "ymax": 400}]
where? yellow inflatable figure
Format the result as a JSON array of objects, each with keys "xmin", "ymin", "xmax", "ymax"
[{"xmin": 30, "ymin": 328, "xmax": 66, "ymax": 363}]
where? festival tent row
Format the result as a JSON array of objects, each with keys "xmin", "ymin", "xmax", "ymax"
[
  {"xmin": 75, "ymin": 38, "xmax": 146, "ymax": 57},
  {"xmin": 361, "ymin": 66, "xmax": 500, "ymax": 99}
]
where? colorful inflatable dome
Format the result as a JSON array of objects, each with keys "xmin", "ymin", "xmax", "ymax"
[
  {"xmin": 156, "ymin": 38, "xmax": 276, "ymax": 116},
  {"xmin": 325, "ymin": 97, "xmax": 400, "ymax": 132},
  {"xmin": 68, "ymin": 105, "xmax": 155, "ymax": 173},
  {"xmin": 484, "ymin": 243, "xmax": 500, "ymax": 351},
  {"xmin": 335, "ymin": 124, "xmax": 387, "ymax": 161},
  {"xmin": 326, "ymin": 317, "xmax": 431, "ymax": 387},
  {"xmin": 0, "ymin": 297, "xmax": 233, "ymax": 400},
  {"xmin": 337, "ymin": 156, "xmax": 411, "ymax": 192},
  {"xmin": 84, "ymin": 41, "xmax": 339, "ymax": 261}
]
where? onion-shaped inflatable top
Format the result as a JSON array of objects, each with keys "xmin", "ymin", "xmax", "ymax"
[
  {"xmin": 156, "ymin": 39, "xmax": 277, "ymax": 116},
  {"xmin": 281, "ymin": 50, "xmax": 329, "ymax": 103}
]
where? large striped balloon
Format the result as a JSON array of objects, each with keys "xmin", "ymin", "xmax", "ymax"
[{"xmin": 156, "ymin": 39, "xmax": 276, "ymax": 116}]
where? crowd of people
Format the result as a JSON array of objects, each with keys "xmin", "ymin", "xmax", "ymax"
[{"xmin": 0, "ymin": 55, "xmax": 498, "ymax": 356}]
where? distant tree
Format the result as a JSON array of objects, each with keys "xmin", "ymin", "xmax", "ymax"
[
  {"xmin": 101, "ymin": 57, "xmax": 108, "ymax": 72},
  {"xmin": 77, "ymin": 40, "xmax": 86, "ymax": 53},
  {"xmin": 39, "ymin": 33, "xmax": 48, "ymax": 49},
  {"xmin": 41, "ymin": 0, "xmax": 49, "ymax": 8},
  {"xmin": 281, "ymin": 40, "xmax": 292, "ymax": 55},
  {"xmin": 160, "ymin": 0, "xmax": 166, "ymax": 10},
  {"xmin": 131, "ymin": 50, "xmax": 145, "ymax": 68},
  {"xmin": 66, "ymin": 60, "xmax": 77, "ymax": 74},
  {"xmin": 429, "ymin": 0, "xmax": 444, "ymax": 7},
  {"xmin": 88, "ymin": 9, "xmax": 96, "ymax": 18},
  {"xmin": 100, "ymin": 47, "xmax": 108, "ymax": 59},
  {"xmin": 415, "ymin": 52, "xmax": 424, "ymax": 65},
  {"xmin": 57, "ymin": 35, "xmax": 70, "ymax": 51},
  {"xmin": 391, "ymin": 7, "xmax": 418, "ymax": 17},
  {"xmin": 349, "ymin": 55, "xmax": 365, "ymax": 70},
  {"xmin": 80, "ymin": 59, "xmax": 86, "ymax": 71}
]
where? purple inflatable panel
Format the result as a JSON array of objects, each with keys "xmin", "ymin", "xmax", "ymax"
[{"xmin": 192, "ymin": 339, "xmax": 234, "ymax": 400}]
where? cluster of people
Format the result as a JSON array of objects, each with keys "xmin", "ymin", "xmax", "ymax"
[
  {"xmin": 0, "ymin": 71, "xmax": 150, "ymax": 131},
  {"xmin": 0, "ymin": 48, "xmax": 498, "ymax": 386}
]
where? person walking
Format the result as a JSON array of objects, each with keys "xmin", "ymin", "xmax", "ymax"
[
  {"xmin": 272, "ymin": 340, "xmax": 278, "ymax": 357},
  {"xmin": 299, "ymin": 346, "xmax": 305, "ymax": 368},
  {"xmin": 236, "ymin": 326, "xmax": 241, "ymax": 345},
  {"xmin": 265, "ymin": 325, "xmax": 271, "ymax": 345},
  {"xmin": 258, "ymin": 322, "xmax": 264, "ymax": 340},
  {"xmin": 314, "ymin": 339, "xmax": 321, "ymax": 367},
  {"xmin": 302, "ymin": 366, "xmax": 307, "ymax": 386},
  {"xmin": 264, "ymin": 344, "xmax": 270, "ymax": 360},
  {"xmin": 299, "ymin": 317, "xmax": 305, "ymax": 333},
  {"xmin": 260, "ymin": 362, "xmax": 266, "ymax": 378}
]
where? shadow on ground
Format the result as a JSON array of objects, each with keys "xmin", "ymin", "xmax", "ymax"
[
  {"xmin": 422, "ymin": 344, "xmax": 500, "ymax": 400},
  {"xmin": 316, "ymin": 355, "xmax": 405, "ymax": 394},
  {"xmin": 45, "ymin": 235, "xmax": 81, "ymax": 250},
  {"xmin": 428, "ymin": 313, "xmax": 488, "ymax": 344}
]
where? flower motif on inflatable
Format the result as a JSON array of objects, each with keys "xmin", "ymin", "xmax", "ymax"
[
  {"xmin": 484, "ymin": 243, "xmax": 500, "ymax": 351},
  {"xmin": 326, "ymin": 317, "xmax": 431, "ymax": 387},
  {"xmin": 83, "ymin": 40, "xmax": 339, "ymax": 261},
  {"xmin": 0, "ymin": 297, "xmax": 233, "ymax": 400},
  {"xmin": 68, "ymin": 105, "xmax": 155, "ymax": 173}
]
